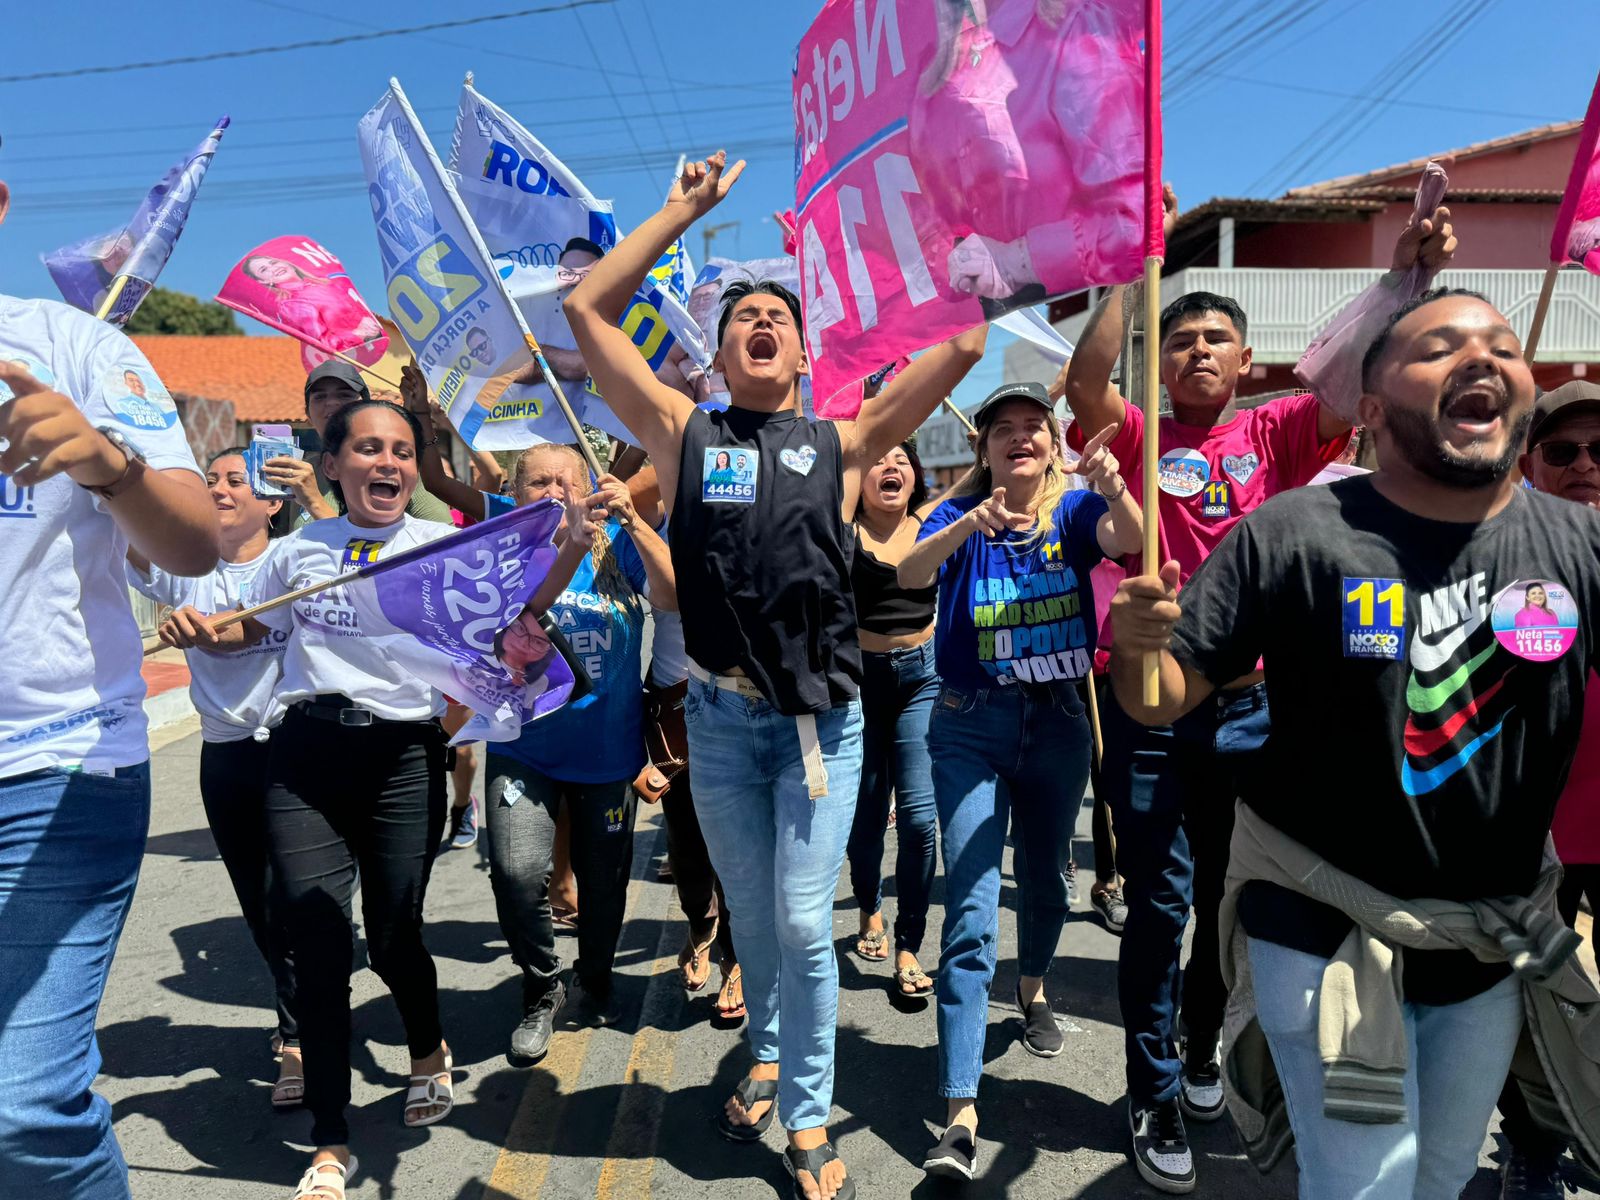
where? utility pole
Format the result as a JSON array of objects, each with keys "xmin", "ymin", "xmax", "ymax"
[{"xmin": 702, "ymin": 220, "xmax": 740, "ymax": 264}]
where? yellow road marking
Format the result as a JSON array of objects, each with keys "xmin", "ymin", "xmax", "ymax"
[{"xmin": 485, "ymin": 1025, "xmax": 597, "ymax": 1198}]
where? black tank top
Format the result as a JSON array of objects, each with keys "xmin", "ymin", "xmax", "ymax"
[
  {"xmin": 671, "ymin": 406, "xmax": 862, "ymax": 715},
  {"xmin": 851, "ymin": 538, "xmax": 937, "ymax": 637}
]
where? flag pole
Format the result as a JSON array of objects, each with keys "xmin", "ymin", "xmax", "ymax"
[
  {"xmin": 1523, "ymin": 263, "xmax": 1561, "ymax": 365},
  {"xmin": 386, "ymin": 78, "xmax": 604, "ymax": 479},
  {"xmin": 943, "ymin": 396, "xmax": 977, "ymax": 435},
  {"xmin": 325, "ymin": 346, "xmax": 403, "ymax": 393},
  {"xmin": 94, "ymin": 277, "xmax": 131, "ymax": 322},
  {"xmin": 211, "ymin": 569, "xmax": 366, "ymax": 632},
  {"xmin": 1139, "ymin": 0, "xmax": 1165, "ymax": 707}
]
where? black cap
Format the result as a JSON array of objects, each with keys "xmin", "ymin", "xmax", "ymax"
[
  {"xmin": 304, "ymin": 359, "xmax": 371, "ymax": 408},
  {"xmin": 1529, "ymin": 381, "xmax": 1600, "ymax": 447},
  {"xmin": 973, "ymin": 381, "xmax": 1053, "ymax": 427}
]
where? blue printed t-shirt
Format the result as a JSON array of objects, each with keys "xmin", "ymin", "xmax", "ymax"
[
  {"xmin": 919, "ymin": 489, "xmax": 1109, "ymax": 692},
  {"xmin": 499, "ymin": 520, "xmax": 649, "ymax": 783}
]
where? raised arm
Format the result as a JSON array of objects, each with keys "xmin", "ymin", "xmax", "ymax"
[
  {"xmin": 401, "ymin": 364, "xmax": 486, "ymax": 522},
  {"xmin": 625, "ymin": 515, "xmax": 677, "ymax": 612},
  {"xmin": 565, "ymin": 152, "xmax": 744, "ymax": 474},
  {"xmin": 841, "ymin": 325, "xmax": 987, "ymax": 472},
  {"xmin": 525, "ymin": 483, "xmax": 602, "ymax": 617},
  {"xmin": 1070, "ymin": 423, "xmax": 1142, "ymax": 558}
]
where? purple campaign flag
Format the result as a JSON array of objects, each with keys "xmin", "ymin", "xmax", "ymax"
[
  {"xmin": 43, "ymin": 116, "xmax": 229, "ymax": 326},
  {"xmin": 335, "ymin": 499, "xmax": 580, "ymax": 742}
]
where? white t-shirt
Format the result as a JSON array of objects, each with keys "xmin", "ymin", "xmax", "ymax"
[
  {"xmin": 0, "ymin": 295, "xmax": 202, "ymax": 779},
  {"xmin": 251, "ymin": 514, "xmax": 457, "ymax": 722},
  {"xmin": 128, "ymin": 553, "xmax": 286, "ymax": 743}
]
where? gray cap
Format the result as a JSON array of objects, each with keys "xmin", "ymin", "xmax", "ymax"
[
  {"xmin": 1529, "ymin": 380, "xmax": 1600, "ymax": 447},
  {"xmin": 303, "ymin": 359, "xmax": 371, "ymax": 409},
  {"xmin": 973, "ymin": 380, "xmax": 1052, "ymax": 427}
]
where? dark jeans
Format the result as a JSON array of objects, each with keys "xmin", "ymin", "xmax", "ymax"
[
  {"xmin": 847, "ymin": 641, "xmax": 939, "ymax": 954},
  {"xmin": 1100, "ymin": 679, "xmax": 1270, "ymax": 1104},
  {"xmin": 660, "ymin": 768, "xmax": 736, "ymax": 964},
  {"xmin": 200, "ymin": 737, "xmax": 300, "ymax": 1042},
  {"xmin": 265, "ymin": 708, "xmax": 448, "ymax": 1147},
  {"xmin": 1497, "ymin": 861, "xmax": 1600, "ymax": 1161},
  {"xmin": 483, "ymin": 756, "xmax": 636, "ymax": 1008}
]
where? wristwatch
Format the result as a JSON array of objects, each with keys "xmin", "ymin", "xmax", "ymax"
[{"xmin": 87, "ymin": 425, "xmax": 147, "ymax": 500}]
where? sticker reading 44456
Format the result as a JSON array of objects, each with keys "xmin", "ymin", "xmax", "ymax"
[
  {"xmin": 702, "ymin": 446, "xmax": 758, "ymax": 504},
  {"xmin": 1342, "ymin": 576, "xmax": 1406, "ymax": 660}
]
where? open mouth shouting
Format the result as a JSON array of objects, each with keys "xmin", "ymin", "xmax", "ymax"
[
  {"xmin": 745, "ymin": 329, "xmax": 779, "ymax": 364},
  {"xmin": 367, "ymin": 477, "xmax": 403, "ymax": 509},
  {"xmin": 1440, "ymin": 380, "xmax": 1508, "ymax": 444}
]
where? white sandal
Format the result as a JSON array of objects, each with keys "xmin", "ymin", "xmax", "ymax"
[
  {"xmin": 290, "ymin": 1154, "xmax": 357, "ymax": 1199},
  {"xmin": 271, "ymin": 1073, "xmax": 305, "ymax": 1109},
  {"xmin": 403, "ymin": 1052, "xmax": 454, "ymax": 1128}
]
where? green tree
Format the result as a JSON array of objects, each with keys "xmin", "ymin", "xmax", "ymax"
[{"xmin": 124, "ymin": 288, "xmax": 239, "ymax": 335}]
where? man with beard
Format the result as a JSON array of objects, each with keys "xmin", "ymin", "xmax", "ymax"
[{"xmin": 1108, "ymin": 289, "xmax": 1600, "ymax": 1198}]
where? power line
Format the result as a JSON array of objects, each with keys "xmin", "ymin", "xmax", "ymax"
[
  {"xmin": 573, "ymin": 13, "xmax": 660, "ymax": 188},
  {"xmin": 609, "ymin": 6, "xmax": 676, "ymax": 150},
  {"xmin": 0, "ymin": 0, "xmax": 616, "ymax": 84},
  {"xmin": 636, "ymin": 0, "xmax": 700, "ymax": 149},
  {"xmin": 1177, "ymin": 69, "xmax": 1563, "ymax": 125}
]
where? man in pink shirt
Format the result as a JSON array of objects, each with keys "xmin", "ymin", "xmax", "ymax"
[
  {"xmin": 1495, "ymin": 379, "xmax": 1600, "ymax": 1200},
  {"xmin": 1061, "ymin": 199, "xmax": 1455, "ymax": 1193}
]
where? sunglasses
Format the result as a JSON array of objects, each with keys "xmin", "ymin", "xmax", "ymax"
[{"xmin": 1536, "ymin": 441, "xmax": 1600, "ymax": 468}]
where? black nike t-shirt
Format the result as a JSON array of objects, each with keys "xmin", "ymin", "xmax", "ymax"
[{"xmin": 1171, "ymin": 477, "xmax": 1600, "ymax": 1003}]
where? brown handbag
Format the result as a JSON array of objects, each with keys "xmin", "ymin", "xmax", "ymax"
[{"xmin": 633, "ymin": 677, "xmax": 689, "ymax": 804}]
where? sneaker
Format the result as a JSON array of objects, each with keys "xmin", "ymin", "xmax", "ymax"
[
  {"xmin": 1063, "ymin": 859, "xmax": 1080, "ymax": 906},
  {"xmin": 1178, "ymin": 1037, "xmax": 1225, "ymax": 1123},
  {"xmin": 1016, "ymin": 984, "xmax": 1063, "ymax": 1058},
  {"xmin": 562, "ymin": 977, "xmax": 615, "ymax": 1029},
  {"xmin": 1091, "ymin": 884, "xmax": 1129, "ymax": 935},
  {"xmin": 922, "ymin": 1124, "xmax": 978, "ymax": 1181},
  {"xmin": 509, "ymin": 979, "xmax": 566, "ymax": 1066},
  {"xmin": 447, "ymin": 799, "xmax": 478, "ymax": 850},
  {"xmin": 1129, "ymin": 1098, "xmax": 1196, "ymax": 1194},
  {"xmin": 1500, "ymin": 1148, "xmax": 1563, "ymax": 1199}
]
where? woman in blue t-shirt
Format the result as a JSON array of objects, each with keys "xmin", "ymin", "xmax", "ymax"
[
  {"xmin": 481, "ymin": 444, "xmax": 677, "ymax": 1065},
  {"xmin": 898, "ymin": 382, "xmax": 1141, "ymax": 1179}
]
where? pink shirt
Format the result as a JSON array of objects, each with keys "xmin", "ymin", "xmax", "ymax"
[
  {"xmin": 907, "ymin": 0, "xmax": 1145, "ymax": 289},
  {"xmin": 1514, "ymin": 607, "xmax": 1560, "ymax": 628},
  {"xmin": 1552, "ymin": 673, "xmax": 1600, "ymax": 864},
  {"xmin": 1072, "ymin": 393, "xmax": 1350, "ymax": 662}
]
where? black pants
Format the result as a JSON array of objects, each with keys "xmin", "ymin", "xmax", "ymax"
[
  {"xmin": 265, "ymin": 707, "xmax": 448, "ymax": 1147},
  {"xmin": 659, "ymin": 768, "xmax": 736, "ymax": 964},
  {"xmin": 1078, "ymin": 679, "xmax": 1118, "ymax": 886},
  {"xmin": 200, "ymin": 737, "xmax": 302, "ymax": 1042},
  {"xmin": 483, "ymin": 755, "xmax": 636, "ymax": 1008},
  {"xmin": 1497, "ymin": 862, "xmax": 1600, "ymax": 1160}
]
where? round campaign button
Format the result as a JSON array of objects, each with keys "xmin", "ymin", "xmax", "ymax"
[
  {"xmin": 1490, "ymin": 578, "xmax": 1578, "ymax": 662},
  {"xmin": 1157, "ymin": 448, "xmax": 1209, "ymax": 498}
]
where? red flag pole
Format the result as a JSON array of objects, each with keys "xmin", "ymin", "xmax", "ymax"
[{"xmin": 1141, "ymin": 0, "xmax": 1165, "ymax": 708}]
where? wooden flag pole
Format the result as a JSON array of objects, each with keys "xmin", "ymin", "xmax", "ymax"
[
  {"xmin": 1085, "ymin": 670, "xmax": 1105, "ymax": 767},
  {"xmin": 211, "ymin": 569, "xmax": 366, "ymax": 632},
  {"xmin": 943, "ymin": 396, "xmax": 977, "ymax": 435},
  {"xmin": 326, "ymin": 346, "xmax": 403, "ymax": 393},
  {"xmin": 94, "ymin": 276, "xmax": 132, "ymax": 322},
  {"xmin": 1141, "ymin": 255, "xmax": 1162, "ymax": 707},
  {"xmin": 1524, "ymin": 263, "xmax": 1561, "ymax": 365}
]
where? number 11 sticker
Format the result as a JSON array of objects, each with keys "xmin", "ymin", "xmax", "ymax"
[{"xmin": 1342, "ymin": 577, "xmax": 1406, "ymax": 660}]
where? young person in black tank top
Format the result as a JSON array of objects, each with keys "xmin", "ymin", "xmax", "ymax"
[
  {"xmin": 566, "ymin": 152, "xmax": 987, "ymax": 1200},
  {"xmin": 846, "ymin": 441, "xmax": 942, "ymax": 1004}
]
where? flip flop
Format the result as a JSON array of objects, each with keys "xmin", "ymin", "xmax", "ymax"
[
  {"xmin": 714, "ymin": 964, "xmax": 746, "ymax": 1020},
  {"xmin": 892, "ymin": 963, "xmax": 935, "ymax": 999},
  {"xmin": 715, "ymin": 1072, "xmax": 777, "ymax": 1142},
  {"xmin": 784, "ymin": 1140, "xmax": 856, "ymax": 1200},
  {"xmin": 679, "ymin": 921, "xmax": 718, "ymax": 993},
  {"xmin": 853, "ymin": 928, "xmax": 889, "ymax": 962}
]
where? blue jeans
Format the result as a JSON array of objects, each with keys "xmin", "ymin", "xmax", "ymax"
[
  {"xmin": 846, "ymin": 641, "xmax": 939, "ymax": 954},
  {"xmin": 930, "ymin": 684, "xmax": 1092, "ymax": 1099},
  {"xmin": 1100, "ymin": 680, "xmax": 1269, "ymax": 1104},
  {"xmin": 683, "ymin": 676, "xmax": 863, "ymax": 1130},
  {"xmin": 0, "ymin": 763, "xmax": 151, "ymax": 1199},
  {"xmin": 1250, "ymin": 937, "xmax": 1523, "ymax": 1200}
]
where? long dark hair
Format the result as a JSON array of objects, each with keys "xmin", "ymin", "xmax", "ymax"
[
  {"xmin": 854, "ymin": 440, "xmax": 927, "ymax": 521},
  {"xmin": 208, "ymin": 445, "xmax": 293, "ymax": 537},
  {"xmin": 320, "ymin": 400, "xmax": 425, "ymax": 515}
]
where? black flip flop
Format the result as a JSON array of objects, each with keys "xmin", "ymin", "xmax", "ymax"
[
  {"xmin": 784, "ymin": 1141, "xmax": 856, "ymax": 1200},
  {"xmin": 715, "ymin": 1073, "xmax": 777, "ymax": 1143}
]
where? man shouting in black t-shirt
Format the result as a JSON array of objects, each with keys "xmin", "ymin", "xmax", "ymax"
[{"xmin": 1109, "ymin": 288, "xmax": 1600, "ymax": 1199}]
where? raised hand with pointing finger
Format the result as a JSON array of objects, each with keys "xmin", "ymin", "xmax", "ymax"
[
  {"xmin": 967, "ymin": 486, "xmax": 1032, "ymax": 537},
  {"xmin": 667, "ymin": 150, "xmax": 746, "ymax": 221},
  {"xmin": 1068, "ymin": 423, "xmax": 1124, "ymax": 496}
]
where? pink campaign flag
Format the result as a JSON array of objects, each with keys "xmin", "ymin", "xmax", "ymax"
[
  {"xmin": 793, "ymin": 0, "xmax": 1161, "ymax": 405},
  {"xmin": 1552, "ymin": 70, "xmax": 1600, "ymax": 274},
  {"xmin": 216, "ymin": 236, "xmax": 389, "ymax": 373}
]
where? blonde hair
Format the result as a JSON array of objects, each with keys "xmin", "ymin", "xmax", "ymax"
[
  {"xmin": 947, "ymin": 406, "xmax": 1071, "ymax": 552},
  {"xmin": 514, "ymin": 444, "xmax": 638, "ymax": 613}
]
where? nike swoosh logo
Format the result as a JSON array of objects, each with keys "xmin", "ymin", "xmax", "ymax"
[
  {"xmin": 1406, "ymin": 643, "xmax": 1498, "ymax": 715},
  {"xmin": 1402, "ymin": 718, "xmax": 1507, "ymax": 796},
  {"xmin": 1408, "ymin": 612, "xmax": 1485, "ymax": 672},
  {"xmin": 1403, "ymin": 672, "xmax": 1510, "ymax": 757}
]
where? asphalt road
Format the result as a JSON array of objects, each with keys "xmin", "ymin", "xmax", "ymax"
[{"xmin": 97, "ymin": 716, "xmax": 1591, "ymax": 1199}]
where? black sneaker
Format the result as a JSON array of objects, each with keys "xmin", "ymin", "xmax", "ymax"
[
  {"xmin": 1129, "ymin": 1098, "xmax": 1196, "ymax": 1194},
  {"xmin": 562, "ymin": 977, "xmax": 615, "ymax": 1029},
  {"xmin": 923, "ymin": 1124, "xmax": 978, "ymax": 1180},
  {"xmin": 1016, "ymin": 984, "xmax": 1063, "ymax": 1058},
  {"xmin": 1091, "ymin": 884, "xmax": 1129, "ymax": 935},
  {"xmin": 509, "ymin": 979, "xmax": 566, "ymax": 1066},
  {"xmin": 1178, "ymin": 1036, "xmax": 1225, "ymax": 1123},
  {"xmin": 1500, "ymin": 1148, "xmax": 1563, "ymax": 1199}
]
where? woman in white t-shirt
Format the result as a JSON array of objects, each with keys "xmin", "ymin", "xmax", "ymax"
[
  {"xmin": 129, "ymin": 447, "xmax": 311, "ymax": 1108},
  {"xmin": 196, "ymin": 401, "xmax": 459, "ymax": 1200}
]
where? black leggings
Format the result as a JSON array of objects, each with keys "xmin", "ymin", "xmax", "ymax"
[
  {"xmin": 265, "ymin": 707, "xmax": 448, "ymax": 1147},
  {"xmin": 199, "ymin": 737, "xmax": 302, "ymax": 1042},
  {"xmin": 659, "ymin": 768, "xmax": 736, "ymax": 965}
]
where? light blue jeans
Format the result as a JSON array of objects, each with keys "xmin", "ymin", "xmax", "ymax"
[
  {"xmin": 1249, "ymin": 936, "xmax": 1523, "ymax": 1200},
  {"xmin": 684, "ymin": 676, "xmax": 864, "ymax": 1131},
  {"xmin": 0, "ymin": 763, "xmax": 151, "ymax": 1199}
]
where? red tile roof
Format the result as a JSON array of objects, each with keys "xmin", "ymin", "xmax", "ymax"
[
  {"xmin": 1288, "ymin": 121, "xmax": 1583, "ymax": 197},
  {"xmin": 131, "ymin": 334, "xmax": 307, "ymax": 423}
]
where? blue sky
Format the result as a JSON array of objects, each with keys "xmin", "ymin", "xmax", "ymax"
[{"xmin": 0, "ymin": 0, "xmax": 1592, "ymax": 408}]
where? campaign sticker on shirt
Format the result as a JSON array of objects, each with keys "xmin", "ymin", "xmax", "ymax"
[
  {"xmin": 1198, "ymin": 480, "xmax": 1232, "ymax": 519},
  {"xmin": 702, "ymin": 446, "xmax": 757, "ymax": 504},
  {"xmin": 1490, "ymin": 578, "xmax": 1578, "ymax": 662},
  {"xmin": 342, "ymin": 537, "xmax": 387, "ymax": 568},
  {"xmin": 0, "ymin": 351, "xmax": 57, "ymax": 398},
  {"xmin": 1157, "ymin": 449, "xmax": 1209, "ymax": 497},
  {"xmin": 1342, "ymin": 577, "xmax": 1407, "ymax": 660},
  {"xmin": 102, "ymin": 366, "xmax": 178, "ymax": 431},
  {"xmin": 1222, "ymin": 452, "xmax": 1260, "ymax": 486}
]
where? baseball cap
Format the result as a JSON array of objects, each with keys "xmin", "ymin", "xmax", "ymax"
[
  {"xmin": 1528, "ymin": 381, "xmax": 1600, "ymax": 447},
  {"xmin": 973, "ymin": 381, "xmax": 1053, "ymax": 427}
]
